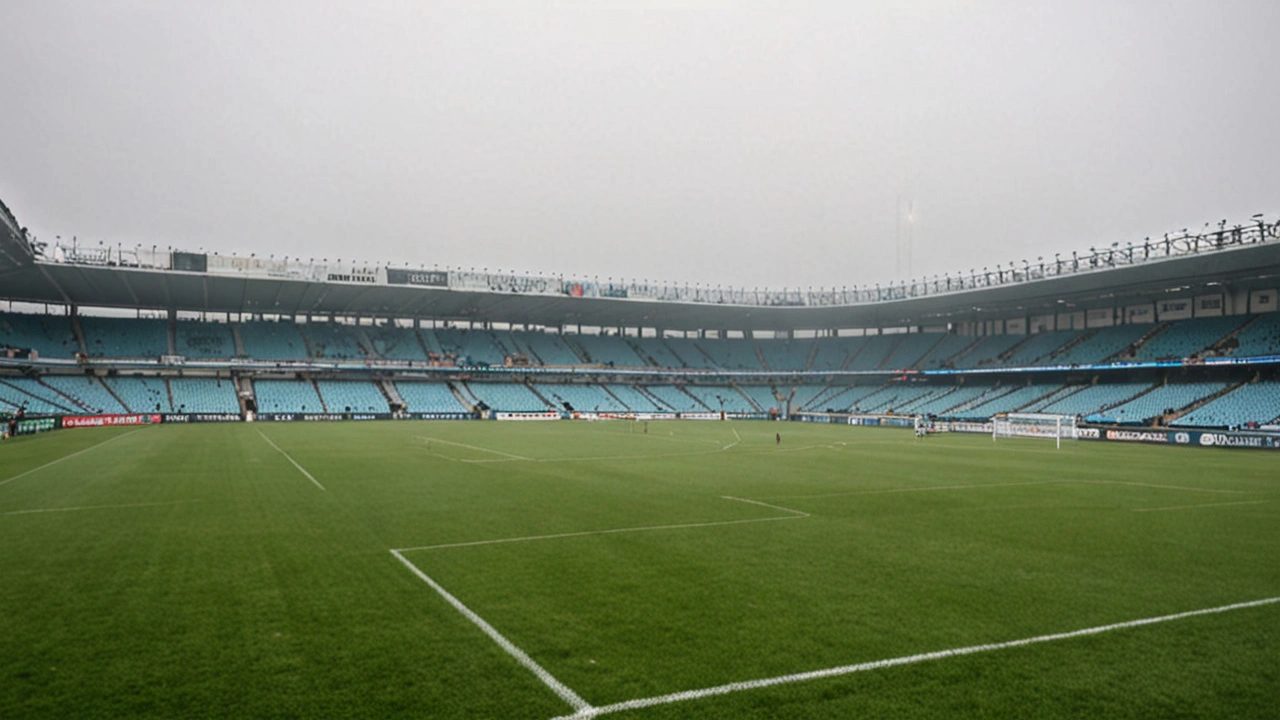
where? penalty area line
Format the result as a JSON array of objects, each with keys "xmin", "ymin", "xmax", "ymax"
[
  {"xmin": 390, "ymin": 549, "xmax": 592, "ymax": 714},
  {"xmin": 417, "ymin": 436, "xmax": 533, "ymax": 461},
  {"xmin": 257, "ymin": 431, "xmax": 326, "ymax": 491},
  {"xmin": 0, "ymin": 429, "xmax": 142, "ymax": 488},
  {"xmin": 397, "ymin": 494, "xmax": 811, "ymax": 551},
  {"xmin": 555, "ymin": 596, "xmax": 1280, "ymax": 719}
]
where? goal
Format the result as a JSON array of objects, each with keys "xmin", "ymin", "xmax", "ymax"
[{"xmin": 992, "ymin": 412, "xmax": 1079, "ymax": 448}]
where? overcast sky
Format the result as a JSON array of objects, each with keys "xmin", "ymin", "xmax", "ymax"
[{"xmin": 2, "ymin": 1, "xmax": 1278, "ymax": 290}]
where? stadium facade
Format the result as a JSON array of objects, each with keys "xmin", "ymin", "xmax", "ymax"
[{"xmin": 3, "ymin": 197, "xmax": 1280, "ymax": 443}]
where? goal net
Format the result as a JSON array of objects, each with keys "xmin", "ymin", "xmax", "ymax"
[{"xmin": 992, "ymin": 412, "xmax": 1079, "ymax": 448}]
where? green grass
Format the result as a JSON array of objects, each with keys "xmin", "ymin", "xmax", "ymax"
[{"xmin": 1, "ymin": 420, "xmax": 1277, "ymax": 719}]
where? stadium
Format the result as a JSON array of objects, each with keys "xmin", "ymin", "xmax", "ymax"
[
  {"xmin": 3, "ymin": 4, "xmax": 1280, "ymax": 719},
  {"xmin": 3, "ymin": 194, "xmax": 1279, "ymax": 717}
]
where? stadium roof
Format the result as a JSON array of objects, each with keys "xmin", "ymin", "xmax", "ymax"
[{"xmin": 3, "ymin": 203, "xmax": 1280, "ymax": 331}]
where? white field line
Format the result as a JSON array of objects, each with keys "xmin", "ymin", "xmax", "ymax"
[
  {"xmin": 766, "ymin": 478, "xmax": 1258, "ymax": 502},
  {"xmin": 396, "ymin": 515, "xmax": 806, "ymax": 553},
  {"xmin": 0, "ymin": 429, "xmax": 141, "ymax": 488},
  {"xmin": 1076, "ymin": 480, "xmax": 1252, "ymax": 495},
  {"xmin": 390, "ymin": 549, "xmax": 592, "ymax": 714},
  {"xmin": 720, "ymin": 495, "xmax": 809, "ymax": 517},
  {"xmin": 3, "ymin": 499, "xmax": 196, "ymax": 515},
  {"xmin": 555, "ymin": 596, "xmax": 1280, "ymax": 719},
  {"xmin": 1133, "ymin": 500, "xmax": 1269, "ymax": 513},
  {"xmin": 460, "ymin": 445, "xmax": 740, "ymax": 465},
  {"xmin": 766, "ymin": 479, "xmax": 1073, "ymax": 500},
  {"xmin": 417, "ymin": 436, "xmax": 533, "ymax": 460},
  {"xmin": 257, "ymin": 431, "xmax": 326, "ymax": 491},
  {"xmin": 742, "ymin": 442, "xmax": 846, "ymax": 455},
  {"xmin": 730, "ymin": 424, "xmax": 742, "ymax": 443}
]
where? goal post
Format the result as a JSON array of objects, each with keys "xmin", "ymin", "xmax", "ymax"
[{"xmin": 992, "ymin": 412, "xmax": 1079, "ymax": 449}]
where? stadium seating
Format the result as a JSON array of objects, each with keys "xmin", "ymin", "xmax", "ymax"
[
  {"xmin": 0, "ymin": 377, "xmax": 78, "ymax": 414},
  {"xmin": 303, "ymin": 323, "xmax": 367, "ymax": 360},
  {"xmin": 916, "ymin": 334, "xmax": 975, "ymax": 369},
  {"xmin": 1226, "ymin": 313, "xmax": 1280, "ymax": 358},
  {"xmin": 512, "ymin": 331, "xmax": 582, "ymax": 365},
  {"xmin": 642, "ymin": 385, "xmax": 706, "ymax": 412},
  {"xmin": 959, "ymin": 384, "xmax": 1065, "ymax": 417},
  {"xmin": 879, "ymin": 333, "xmax": 946, "ymax": 370},
  {"xmin": 683, "ymin": 385, "xmax": 755, "ymax": 413},
  {"xmin": 1002, "ymin": 331, "xmax": 1081, "ymax": 367},
  {"xmin": 657, "ymin": 338, "xmax": 715, "ymax": 369},
  {"xmin": 845, "ymin": 335, "xmax": 900, "ymax": 371},
  {"xmin": 315, "ymin": 380, "xmax": 389, "ymax": 412},
  {"xmin": 176, "ymin": 321, "xmax": 236, "ymax": 358},
  {"xmin": 1133, "ymin": 317, "xmax": 1247, "ymax": 361},
  {"xmin": 602, "ymin": 384, "xmax": 664, "ymax": 412},
  {"xmin": 239, "ymin": 321, "xmax": 310, "ymax": 360},
  {"xmin": 852, "ymin": 384, "xmax": 938, "ymax": 414},
  {"xmin": 105, "ymin": 376, "xmax": 170, "ymax": 412},
  {"xmin": 630, "ymin": 337, "xmax": 686, "ymax": 368},
  {"xmin": 394, "ymin": 382, "xmax": 468, "ymax": 413},
  {"xmin": 433, "ymin": 328, "xmax": 507, "ymax": 365},
  {"xmin": 3, "ymin": 310, "xmax": 1279, "ymax": 427},
  {"xmin": 536, "ymin": 384, "xmax": 628, "ymax": 412},
  {"xmin": 694, "ymin": 338, "xmax": 762, "ymax": 370},
  {"xmin": 788, "ymin": 385, "xmax": 831, "ymax": 412},
  {"xmin": 1032, "ymin": 382, "xmax": 1151, "ymax": 417},
  {"xmin": 363, "ymin": 324, "xmax": 427, "ymax": 361},
  {"xmin": 41, "ymin": 375, "xmax": 128, "ymax": 414},
  {"xmin": 951, "ymin": 334, "xmax": 1026, "ymax": 369},
  {"xmin": 466, "ymin": 382, "xmax": 550, "ymax": 412},
  {"xmin": 568, "ymin": 334, "xmax": 649, "ymax": 367},
  {"xmin": 1172, "ymin": 380, "xmax": 1280, "ymax": 427},
  {"xmin": 79, "ymin": 317, "xmax": 169, "ymax": 358},
  {"xmin": 253, "ymin": 379, "xmax": 324, "ymax": 413},
  {"xmin": 1049, "ymin": 325, "xmax": 1149, "ymax": 365},
  {"xmin": 0, "ymin": 312, "xmax": 80, "ymax": 358},
  {"xmin": 904, "ymin": 385, "xmax": 991, "ymax": 416},
  {"xmin": 805, "ymin": 336, "xmax": 858, "ymax": 371},
  {"xmin": 757, "ymin": 339, "xmax": 813, "ymax": 371},
  {"xmin": 1091, "ymin": 382, "xmax": 1230, "ymax": 424},
  {"xmin": 737, "ymin": 385, "xmax": 780, "ymax": 412},
  {"xmin": 169, "ymin": 378, "xmax": 240, "ymax": 414}
]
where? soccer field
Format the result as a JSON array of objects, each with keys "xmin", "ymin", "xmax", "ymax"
[{"xmin": 1, "ymin": 420, "xmax": 1277, "ymax": 718}]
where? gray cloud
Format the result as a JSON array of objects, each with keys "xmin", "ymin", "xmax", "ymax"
[{"xmin": 2, "ymin": 0, "xmax": 1277, "ymax": 291}]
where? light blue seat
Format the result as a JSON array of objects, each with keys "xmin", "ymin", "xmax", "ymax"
[
  {"xmin": 80, "ymin": 317, "xmax": 168, "ymax": 358},
  {"xmin": 170, "ymin": 378, "xmax": 240, "ymax": 414},
  {"xmin": 315, "ymin": 381, "xmax": 388, "ymax": 412},
  {"xmin": 253, "ymin": 379, "xmax": 323, "ymax": 413},
  {"xmin": 394, "ymin": 383, "xmax": 467, "ymax": 413}
]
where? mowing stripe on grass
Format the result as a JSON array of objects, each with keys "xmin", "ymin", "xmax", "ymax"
[
  {"xmin": 4, "ymin": 500, "xmax": 196, "ymax": 515},
  {"xmin": 0, "ymin": 429, "xmax": 140, "ymax": 488},
  {"xmin": 1133, "ymin": 500, "xmax": 1269, "ymax": 512},
  {"xmin": 556, "ymin": 596, "xmax": 1280, "ymax": 719},
  {"xmin": 418, "ymin": 436, "xmax": 533, "ymax": 461},
  {"xmin": 390, "ymin": 549, "xmax": 593, "ymax": 714},
  {"xmin": 256, "ymin": 431, "xmax": 326, "ymax": 491}
]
